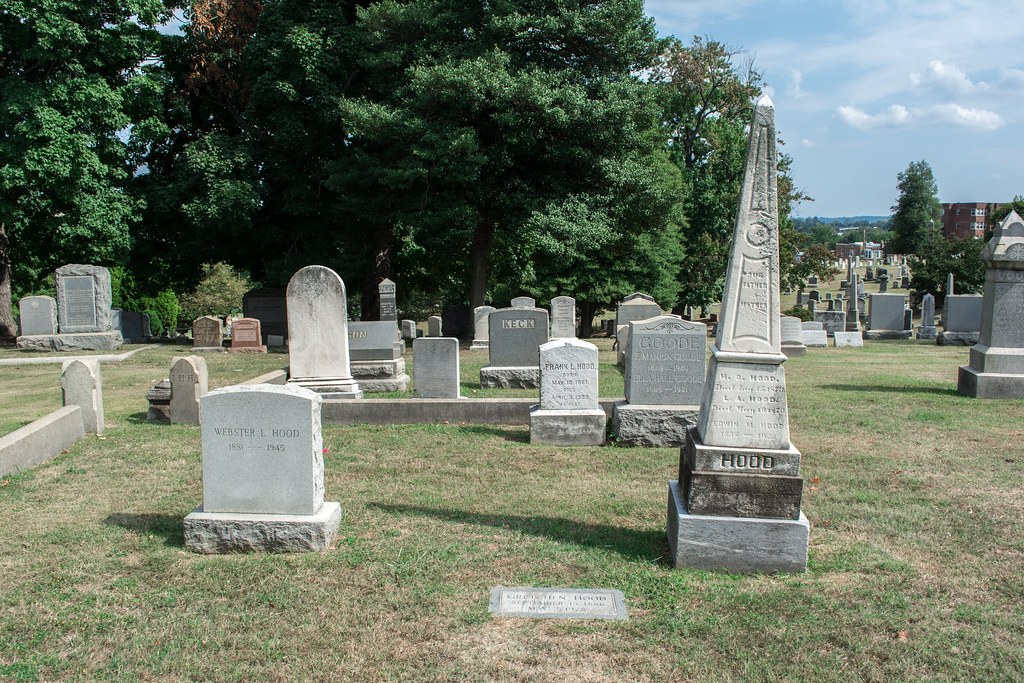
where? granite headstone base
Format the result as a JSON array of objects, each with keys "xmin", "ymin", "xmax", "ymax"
[
  {"xmin": 184, "ymin": 501, "xmax": 341, "ymax": 553},
  {"xmin": 957, "ymin": 346, "xmax": 1024, "ymax": 399},
  {"xmin": 287, "ymin": 377, "xmax": 363, "ymax": 399},
  {"xmin": 610, "ymin": 402, "xmax": 699, "ymax": 448},
  {"xmin": 916, "ymin": 326, "xmax": 938, "ymax": 340},
  {"xmin": 667, "ymin": 481, "xmax": 808, "ymax": 573},
  {"xmin": 16, "ymin": 331, "xmax": 123, "ymax": 352},
  {"xmin": 470, "ymin": 340, "xmax": 489, "ymax": 350},
  {"xmin": 146, "ymin": 379, "xmax": 171, "ymax": 423},
  {"xmin": 937, "ymin": 331, "xmax": 980, "ymax": 346},
  {"xmin": 480, "ymin": 365, "xmax": 540, "ymax": 389},
  {"xmin": 863, "ymin": 330, "xmax": 912, "ymax": 340},
  {"xmin": 228, "ymin": 344, "xmax": 267, "ymax": 354},
  {"xmin": 780, "ymin": 342, "xmax": 807, "ymax": 357},
  {"xmin": 528, "ymin": 406, "xmax": 605, "ymax": 446},
  {"xmin": 350, "ymin": 358, "xmax": 411, "ymax": 392}
]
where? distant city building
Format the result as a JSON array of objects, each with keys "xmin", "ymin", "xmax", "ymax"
[{"xmin": 942, "ymin": 202, "xmax": 1000, "ymax": 239}]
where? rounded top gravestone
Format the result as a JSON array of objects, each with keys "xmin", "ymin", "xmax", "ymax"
[{"xmin": 287, "ymin": 265, "xmax": 354, "ymax": 381}]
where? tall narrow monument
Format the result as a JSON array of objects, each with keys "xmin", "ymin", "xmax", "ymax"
[
  {"xmin": 957, "ymin": 211, "xmax": 1024, "ymax": 398},
  {"xmin": 668, "ymin": 96, "xmax": 809, "ymax": 573}
]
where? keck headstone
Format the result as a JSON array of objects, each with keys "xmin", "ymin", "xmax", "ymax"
[
  {"xmin": 286, "ymin": 266, "xmax": 363, "ymax": 399},
  {"xmin": 958, "ymin": 211, "xmax": 1024, "ymax": 398},
  {"xmin": 612, "ymin": 316, "xmax": 705, "ymax": 447},
  {"xmin": 939, "ymin": 294, "xmax": 984, "ymax": 345},
  {"xmin": 192, "ymin": 316, "xmax": 224, "ymax": 351},
  {"xmin": 470, "ymin": 306, "xmax": 495, "ymax": 350},
  {"xmin": 669, "ymin": 97, "xmax": 808, "ymax": 573},
  {"xmin": 412, "ymin": 337, "xmax": 461, "ymax": 398},
  {"xmin": 917, "ymin": 293, "xmax": 937, "ymax": 339},
  {"xmin": 549, "ymin": 296, "xmax": 577, "ymax": 339},
  {"xmin": 529, "ymin": 338, "xmax": 604, "ymax": 445},
  {"xmin": 480, "ymin": 307, "xmax": 549, "ymax": 388},
  {"xmin": 18, "ymin": 296, "xmax": 57, "ymax": 336},
  {"xmin": 229, "ymin": 318, "xmax": 266, "ymax": 353},
  {"xmin": 169, "ymin": 356, "xmax": 209, "ymax": 425},
  {"xmin": 378, "ymin": 278, "xmax": 397, "ymax": 321},
  {"xmin": 865, "ymin": 293, "xmax": 911, "ymax": 339},
  {"xmin": 780, "ymin": 316, "xmax": 807, "ymax": 357},
  {"xmin": 61, "ymin": 358, "xmax": 104, "ymax": 434},
  {"xmin": 183, "ymin": 384, "xmax": 342, "ymax": 553}
]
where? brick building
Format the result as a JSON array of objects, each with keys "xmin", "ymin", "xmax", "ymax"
[{"xmin": 942, "ymin": 202, "xmax": 999, "ymax": 239}]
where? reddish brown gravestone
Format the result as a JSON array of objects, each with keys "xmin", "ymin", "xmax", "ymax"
[{"xmin": 229, "ymin": 317, "xmax": 267, "ymax": 353}]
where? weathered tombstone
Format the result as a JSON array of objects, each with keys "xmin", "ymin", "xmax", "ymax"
[
  {"xmin": 865, "ymin": 293, "xmax": 911, "ymax": 339},
  {"xmin": 427, "ymin": 315, "xmax": 443, "ymax": 337},
  {"xmin": 530, "ymin": 338, "xmax": 604, "ymax": 445},
  {"xmin": 470, "ymin": 306, "xmax": 495, "ymax": 350},
  {"xmin": 612, "ymin": 316, "xmax": 705, "ymax": 447},
  {"xmin": 946, "ymin": 272, "xmax": 954, "ymax": 296},
  {"xmin": 146, "ymin": 379, "xmax": 171, "ymax": 423},
  {"xmin": 833, "ymin": 331, "xmax": 864, "ymax": 347},
  {"xmin": 826, "ymin": 299, "xmax": 835, "ymax": 311},
  {"xmin": 802, "ymin": 329, "xmax": 828, "ymax": 347},
  {"xmin": 807, "ymin": 275, "xmax": 818, "ymax": 286},
  {"xmin": 615, "ymin": 324, "xmax": 629, "ymax": 367},
  {"xmin": 511, "ymin": 296, "xmax": 536, "ymax": 309},
  {"xmin": 824, "ymin": 292, "xmax": 832, "ymax": 300},
  {"xmin": 18, "ymin": 265, "xmax": 121, "ymax": 351},
  {"xmin": 615, "ymin": 296, "xmax": 662, "ymax": 332},
  {"xmin": 670, "ymin": 97, "xmax": 808, "ymax": 573},
  {"xmin": 807, "ymin": 299, "xmax": 816, "ymax": 313},
  {"xmin": 480, "ymin": 307, "xmax": 549, "ymax": 388},
  {"xmin": 795, "ymin": 291, "xmax": 804, "ymax": 306},
  {"xmin": 958, "ymin": 211, "xmax": 1024, "ymax": 398},
  {"xmin": 267, "ymin": 334, "xmax": 285, "ymax": 347},
  {"xmin": 378, "ymin": 278, "xmax": 397, "ymax": 321},
  {"xmin": 780, "ymin": 316, "xmax": 807, "ymax": 357},
  {"xmin": 192, "ymin": 316, "xmax": 224, "ymax": 351},
  {"xmin": 18, "ymin": 296, "xmax": 57, "ymax": 336},
  {"xmin": 903, "ymin": 307, "xmax": 913, "ymax": 331},
  {"xmin": 845, "ymin": 274, "xmax": 861, "ymax": 332},
  {"xmin": 813, "ymin": 310, "xmax": 846, "ymax": 337},
  {"xmin": 917, "ymin": 293, "xmax": 937, "ymax": 339},
  {"xmin": 169, "ymin": 356, "xmax": 209, "ymax": 425},
  {"xmin": 347, "ymin": 320, "xmax": 409, "ymax": 391},
  {"xmin": 285, "ymin": 266, "xmax": 363, "ymax": 399},
  {"xmin": 939, "ymin": 294, "xmax": 984, "ymax": 345},
  {"xmin": 119, "ymin": 311, "xmax": 149, "ymax": 342},
  {"xmin": 412, "ymin": 337, "xmax": 461, "ymax": 398},
  {"xmin": 243, "ymin": 288, "xmax": 287, "ymax": 345},
  {"xmin": 229, "ymin": 317, "xmax": 267, "ymax": 353},
  {"xmin": 401, "ymin": 319, "xmax": 418, "ymax": 342},
  {"xmin": 183, "ymin": 384, "xmax": 342, "ymax": 553},
  {"xmin": 865, "ymin": 267, "xmax": 874, "ymax": 281},
  {"xmin": 549, "ymin": 296, "xmax": 577, "ymax": 339},
  {"xmin": 807, "ymin": 290, "xmax": 820, "ymax": 302},
  {"xmin": 61, "ymin": 359, "xmax": 104, "ymax": 434},
  {"xmin": 879, "ymin": 275, "xmax": 888, "ymax": 293}
]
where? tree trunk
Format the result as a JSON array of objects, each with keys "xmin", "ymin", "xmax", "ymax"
[
  {"xmin": 469, "ymin": 215, "xmax": 494, "ymax": 309},
  {"xmin": 360, "ymin": 224, "xmax": 393, "ymax": 320},
  {"xmin": 578, "ymin": 300, "xmax": 596, "ymax": 338},
  {"xmin": 0, "ymin": 223, "xmax": 16, "ymax": 340}
]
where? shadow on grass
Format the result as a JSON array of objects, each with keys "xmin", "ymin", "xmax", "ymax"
[
  {"xmin": 448, "ymin": 424, "xmax": 530, "ymax": 443},
  {"xmin": 124, "ymin": 411, "xmax": 155, "ymax": 425},
  {"xmin": 369, "ymin": 502, "xmax": 668, "ymax": 564},
  {"xmin": 821, "ymin": 383, "xmax": 960, "ymax": 397},
  {"xmin": 104, "ymin": 512, "xmax": 184, "ymax": 547}
]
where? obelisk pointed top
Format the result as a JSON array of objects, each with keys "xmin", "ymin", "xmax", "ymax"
[{"xmin": 756, "ymin": 93, "xmax": 774, "ymax": 109}]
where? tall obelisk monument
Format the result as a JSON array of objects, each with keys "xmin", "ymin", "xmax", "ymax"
[{"xmin": 668, "ymin": 96, "xmax": 809, "ymax": 573}]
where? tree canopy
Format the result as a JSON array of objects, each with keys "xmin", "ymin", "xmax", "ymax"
[{"xmin": 888, "ymin": 160, "xmax": 941, "ymax": 255}]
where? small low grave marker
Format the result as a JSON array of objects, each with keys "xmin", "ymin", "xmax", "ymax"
[
  {"xmin": 834, "ymin": 331, "xmax": 864, "ymax": 347},
  {"xmin": 488, "ymin": 588, "xmax": 627, "ymax": 621}
]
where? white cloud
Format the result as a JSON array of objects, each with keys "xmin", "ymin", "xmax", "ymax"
[
  {"xmin": 909, "ymin": 60, "xmax": 975, "ymax": 97},
  {"xmin": 801, "ymin": 138, "xmax": 816, "ymax": 147},
  {"xmin": 836, "ymin": 103, "xmax": 1004, "ymax": 130}
]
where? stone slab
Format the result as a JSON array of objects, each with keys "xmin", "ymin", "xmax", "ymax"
[
  {"xmin": 957, "ymin": 365, "xmax": 1024, "ymax": 399},
  {"xmin": 803, "ymin": 329, "xmax": 827, "ymax": 347},
  {"xmin": 61, "ymin": 358, "xmax": 104, "ymax": 434},
  {"xmin": 682, "ymin": 425, "xmax": 800, "ymax": 477},
  {"xmin": 681, "ymin": 467, "xmax": 803, "ymax": 520},
  {"xmin": 780, "ymin": 343, "xmax": 807, "ymax": 357},
  {"xmin": 510, "ymin": 296, "xmax": 536, "ymax": 309},
  {"xmin": 243, "ymin": 288, "xmax": 287, "ymax": 344},
  {"xmin": 0, "ymin": 406, "xmax": 85, "ymax": 478},
  {"xmin": 549, "ymin": 296, "xmax": 577, "ymax": 338},
  {"xmin": 322, "ymin": 397, "xmax": 619, "ymax": 426},
  {"xmin": 488, "ymin": 308, "xmax": 549, "ymax": 367},
  {"xmin": 667, "ymin": 481, "xmax": 808, "ymax": 573},
  {"xmin": 610, "ymin": 401, "xmax": 698, "ymax": 448},
  {"xmin": 916, "ymin": 326, "xmax": 938, "ymax": 340},
  {"xmin": 867, "ymin": 293, "xmax": 906, "ymax": 331},
  {"xmin": 937, "ymin": 331, "xmax": 979, "ymax": 346},
  {"xmin": 352, "ymin": 375, "xmax": 410, "ymax": 393},
  {"xmin": 945, "ymin": 294, "xmax": 983, "ymax": 332},
  {"xmin": 480, "ymin": 365, "xmax": 540, "ymax": 389},
  {"xmin": 287, "ymin": 266, "xmax": 357, "ymax": 386},
  {"xmin": 833, "ymin": 331, "xmax": 864, "ymax": 347},
  {"xmin": 16, "ymin": 331, "xmax": 123, "ymax": 352},
  {"xmin": 413, "ymin": 337, "xmax": 461, "ymax": 398},
  {"xmin": 348, "ymin": 321, "xmax": 401, "ymax": 360},
  {"xmin": 350, "ymin": 358, "xmax": 406, "ymax": 378},
  {"xmin": 863, "ymin": 330, "xmax": 912, "ymax": 340},
  {"xmin": 488, "ymin": 587, "xmax": 626, "ymax": 620},
  {"xmin": 184, "ymin": 501, "xmax": 341, "ymax": 554},
  {"xmin": 528, "ymin": 407, "xmax": 605, "ymax": 445},
  {"xmin": 813, "ymin": 310, "xmax": 846, "ymax": 337}
]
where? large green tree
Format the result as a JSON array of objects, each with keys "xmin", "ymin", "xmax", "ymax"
[
  {"xmin": 888, "ymin": 160, "xmax": 941, "ymax": 255},
  {"xmin": 0, "ymin": 0, "xmax": 175, "ymax": 338}
]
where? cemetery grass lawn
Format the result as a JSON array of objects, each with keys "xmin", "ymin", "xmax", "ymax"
[{"xmin": 1, "ymin": 342, "xmax": 1023, "ymax": 681}]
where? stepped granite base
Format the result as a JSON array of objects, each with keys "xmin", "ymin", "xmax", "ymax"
[{"xmin": 184, "ymin": 502, "xmax": 342, "ymax": 553}]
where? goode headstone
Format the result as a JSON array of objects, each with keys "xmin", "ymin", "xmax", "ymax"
[{"xmin": 183, "ymin": 384, "xmax": 342, "ymax": 553}]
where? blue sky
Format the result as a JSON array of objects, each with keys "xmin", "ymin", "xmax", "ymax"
[{"xmin": 644, "ymin": 0, "xmax": 1024, "ymax": 218}]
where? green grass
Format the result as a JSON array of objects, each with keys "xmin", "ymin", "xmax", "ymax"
[{"xmin": 1, "ymin": 340, "xmax": 1022, "ymax": 681}]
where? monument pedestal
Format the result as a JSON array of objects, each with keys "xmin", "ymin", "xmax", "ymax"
[
  {"xmin": 610, "ymin": 401, "xmax": 698, "ymax": 448},
  {"xmin": 184, "ymin": 502, "xmax": 342, "ymax": 553},
  {"xmin": 16, "ymin": 331, "xmax": 122, "ymax": 352},
  {"xmin": 938, "ymin": 331, "xmax": 979, "ymax": 346},
  {"xmin": 864, "ymin": 330, "xmax": 912, "ymax": 340},
  {"xmin": 529, "ymin": 406, "xmax": 605, "ymax": 446},
  {"xmin": 780, "ymin": 341, "xmax": 807, "ymax": 357},
  {"xmin": 479, "ymin": 365, "xmax": 539, "ymax": 389},
  {"xmin": 916, "ymin": 325, "xmax": 937, "ymax": 340},
  {"xmin": 667, "ymin": 481, "xmax": 808, "ymax": 573},
  {"xmin": 350, "ymin": 358, "xmax": 411, "ymax": 393},
  {"xmin": 958, "ymin": 345, "xmax": 1024, "ymax": 398},
  {"xmin": 287, "ymin": 377, "xmax": 363, "ymax": 399}
]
